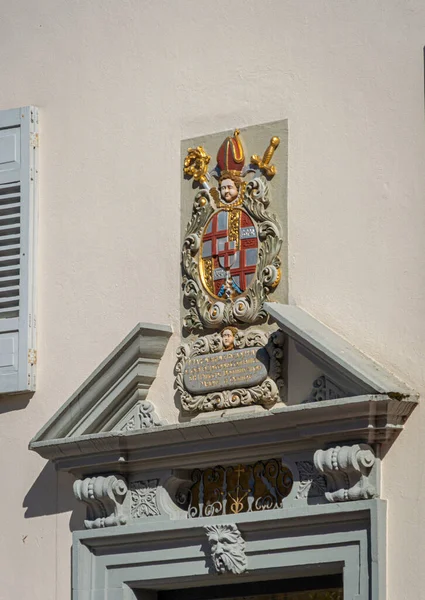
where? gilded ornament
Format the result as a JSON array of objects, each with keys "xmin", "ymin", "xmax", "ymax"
[
  {"xmin": 188, "ymin": 459, "xmax": 293, "ymax": 518},
  {"xmin": 184, "ymin": 146, "xmax": 211, "ymax": 183},
  {"xmin": 228, "ymin": 209, "xmax": 240, "ymax": 244},
  {"xmin": 251, "ymin": 135, "xmax": 280, "ymax": 177}
]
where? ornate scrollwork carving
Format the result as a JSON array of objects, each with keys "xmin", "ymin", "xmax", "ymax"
[
  {"xmin": 181, "ymin": 176, "xmax": 282, "ymax": 331},
  {"xmin": 314, "ymin": 444, "xmax": 377, "ymax": 502},
  {"xmin": 304, "ymin": 375, "xmax": 345, "ymax": 403},
  {"xmin": 205, "ymin": 523, "xmax": 247, "ymax": 575},
  {"xmin": 188, "ymin": 459, "xmax": 293, "ymax": 518},
  {"xmin": 176, "ymin": 328, "xmax": 284, "ymax": 413},
  {"xmin": 119, "ymin": 400, "xmax": 164, "ymax": 432},
  {"xmin": 183, "ymin": 146, "xmax": 211, "ymax": 183},
  {"xmin": 73, "ymin": 475, "xmax": 128, "ymax": 529}
]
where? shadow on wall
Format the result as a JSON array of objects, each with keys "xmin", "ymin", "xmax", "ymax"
[
  {"xmin": 0, "ymin": 391, "xmax": 32, "ymax": 414},
  {"xmin": 23, "ymin": 462, "xmax": 86, "ymax": 531}
]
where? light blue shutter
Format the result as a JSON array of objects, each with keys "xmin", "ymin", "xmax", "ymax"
[{"xmin": 0, "ymin": 107, "xmax": 38, "ymax": 393}]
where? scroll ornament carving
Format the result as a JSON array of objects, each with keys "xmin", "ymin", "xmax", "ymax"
[
  {"xmin": 314, "ymin": 444, "xmax": 377, "ymax": 502},
  {"xmin": 73, "ymin": 475, "xmax": 128, "ymax": 529},
  {"xmin": 182, "ymin": 176, "xmax": 283, "ymax": 331},
  {"xmin": 205, "ymin": 523, "xmax": 247, "ymax": 575},
  {"xmin": 305, "ymin": 375, "xmax": 345, "ymax": 403},
  {"xmin": 295, "ymin": 461, "xmax": 327, "ymax": 500},
  {"xmin": 119, "ymin": 400, "xmax": 164, "ymax": 432},
  {"xmin": 176, "ymin": 328, "xmax": 284, "ymax": 412},
  {"xmin": 130, "ymin": 479, "xmax": 160, "ymax": 518}
]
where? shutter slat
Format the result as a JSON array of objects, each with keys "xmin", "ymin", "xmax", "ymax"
[
  {"xmin": 0, "ymin": 234, "xmax": 20, "ymax": 246},
  {"xmin": 0, "ymin": 276, "xmax": 19, "ymax": 286},
  {"xmin": 0, "ymin": 225, "xmax": 20, "ymax": 236},
  {"xmin": 0, "ymin": 203, "xmax": 20, "ymax": 216},
  {"xmin": 0, "ymin": 295, "xmax": 19, "ymax": 307},
  {"xmin": 0, "ymin": 182, "xmax": 19, "ymax": 190},
  {"xmin": 0, "ymin": 265, "xmax": 20, "ymax": 274},
  {"xmin": 0, "ymin": 244, "xmax": 20, "ymax": 256},
  {"xmin": 0, "ymin": 192, "xmax": 20, "ymax": 199},
  {"xmin": 0, "ymin": 307, "xmax": 19, "ymax": 318},
  {"xmin": 0, "ymin": 285, "xmax": 20, "ymax": 296},
  {"xmin": 0, "ymin": 257, "xmax": 20, "ymax": 267}
]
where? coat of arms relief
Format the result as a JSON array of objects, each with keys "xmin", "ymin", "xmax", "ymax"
[{"xmin": 178, "ymin": 126, "xmax": 287, "ymax": 414}]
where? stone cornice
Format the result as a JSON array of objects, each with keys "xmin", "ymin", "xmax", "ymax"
[{"xmin": 30, "ymin": 394, "xmax": 417, "ymax": 476}]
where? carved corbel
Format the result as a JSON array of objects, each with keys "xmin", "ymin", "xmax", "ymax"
[
  {"xmin": 313, "ymin": 444, "xmax": 377, "ymax": 502},
  {"xmin": 73, "ymin": 475, "xmax": 128, "ymax": 529}
]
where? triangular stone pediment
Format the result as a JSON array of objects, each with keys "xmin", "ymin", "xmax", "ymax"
[
  {"xmin": 29, "ymin": 306, "xmax": 417, "ymax": 474},
  {"xmin": 265, "ymin": 303, "xmax": 413, "ymax": 397},
  {"xmin": 31, "ymin": 322, "xmax": 172, "ymax": 444}
]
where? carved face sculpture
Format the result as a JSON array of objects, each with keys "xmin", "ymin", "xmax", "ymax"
[
  {"xmin": 221, "ymin": 328, "xmax": 235, "ymax": 351},
  {"xmin": 219, "ymin": 177, "xmax": 239, "ymax": 203},
  {"xmin": 205, "ymin": 524, "xmax": 247, "ymax": 574}
]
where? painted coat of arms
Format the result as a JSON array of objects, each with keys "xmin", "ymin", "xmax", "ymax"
[
  {"xmin": 178, "ymin": 125, "xmax": 286, "ymax": 414},
  {"xmin": 182, "ymin": 129, "xmax": 283, "ymax": 331}
]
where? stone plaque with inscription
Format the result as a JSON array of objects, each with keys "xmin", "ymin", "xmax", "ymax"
[
  {"xmin": 176, "ymin": 329, "xmax": 284, "ymax": 412},
  {"xmin": 183, "ymin": 347, "xmax": 268, "ymax": 395}
]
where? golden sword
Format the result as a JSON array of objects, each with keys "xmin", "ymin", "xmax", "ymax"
[{"xmin": 251, "ymin": 136, "xmax": 280, "ymax": 177}]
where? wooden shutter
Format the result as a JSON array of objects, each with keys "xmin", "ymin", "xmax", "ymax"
[{"xmin": 0, "ymin": 107, "xmax": 38, "ymax": 393}]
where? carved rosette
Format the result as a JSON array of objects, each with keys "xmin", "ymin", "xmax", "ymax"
[
  {"xmin": 182, "ymin": 177, "xmax": 282, "ymax": 331},
  {"xmin": 130, "ymin": 479, "xmax": 160, "ymax": 518},
  {"xmin": 176, "ymin": 328, "xmax": 284, "ymax": 413},
  {"xmin": 314, "ymin": 444, "xmax": 377, "ymax": 502},
  {"xmin": 73, "ymin": 475, "xmax": 128, "ymax": 529},
  {"xmin": 205, "ymin": 523, "xmax": 247, "ymax": 575}
]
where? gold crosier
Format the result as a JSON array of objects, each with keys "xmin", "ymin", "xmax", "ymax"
[{"xmin": 228, "ymin": 465, "xmax": 249, "ymax": 514}]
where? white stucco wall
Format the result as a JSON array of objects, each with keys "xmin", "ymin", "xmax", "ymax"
[{"xmin": 0, "ymin": 1, "xmax": 423, "ymax": 598}]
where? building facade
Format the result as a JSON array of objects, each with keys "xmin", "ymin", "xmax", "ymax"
[{"xmin": 0, "ymin": 1, "xmax": 424, "ymax": 599}]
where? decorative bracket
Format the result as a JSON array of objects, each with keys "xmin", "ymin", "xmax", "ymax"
[
  {"xmin": 73, "ymin": 475, "xmax": 128, "ymax": 529},
  {"xmin": 314, "ymin": 444, "xmax": 377, "ymax": 502}
]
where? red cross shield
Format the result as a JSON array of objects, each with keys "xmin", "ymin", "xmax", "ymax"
[{"xmin": 200, "ymin": 209, "xmax": 259, "ymax": 298}]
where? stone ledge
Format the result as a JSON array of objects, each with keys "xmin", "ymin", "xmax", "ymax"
[
  {"xmin": 30, "ymin": 394, "xmax": 417, "ymax": 476},
  {"xmin": 75, "ymin": 498, "xmax": 383, "ymax": 545}
]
